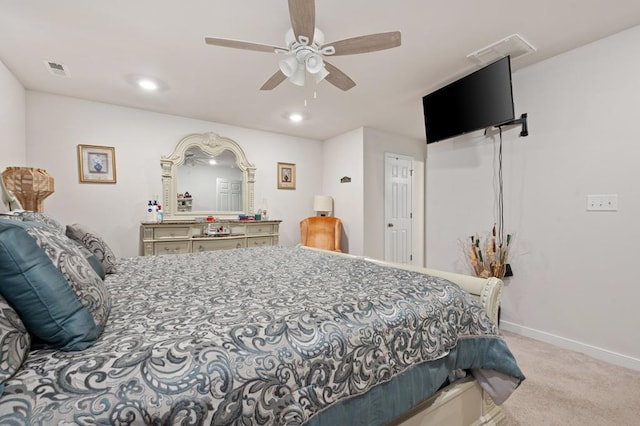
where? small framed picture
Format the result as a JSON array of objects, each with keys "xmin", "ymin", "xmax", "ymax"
[
  {"xmin": 77, "ymin": 144, "xmax": 117, "ymax": 183},
  {"xmin": 277, "ymin": 162, "xmax": 296, "ymax": 190}
]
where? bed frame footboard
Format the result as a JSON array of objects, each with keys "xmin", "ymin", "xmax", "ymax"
[{"xmin": 361, "ymin": 258, "xmax": 503, "ymax": 325}]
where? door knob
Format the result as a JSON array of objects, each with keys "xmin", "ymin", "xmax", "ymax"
[{"xmin": 388, "ymin": 223, "xmax": 394, "ymax": 227}]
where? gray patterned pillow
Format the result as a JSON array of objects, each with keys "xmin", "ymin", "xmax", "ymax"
[
  {"xmin": 69, "ymin": 239, "xmax": 107, "ymax": 280},
  {"xmin": 11, "ymin": 211, "xmax": 66, "ymax": 234},
  {"xmin": 23, "ymin": 224, "xmax": 111, "ymax": 332},
  {"xmin": 0, "ymin": 214, "xmax": 23, "ymax": 223},
  {"xmin": 66, "ymin": 224, "xmax": 117, "ymax": 274},
  {"xmin": 0, "ymin": 294, "xmax": 31, "ymax": 394}
]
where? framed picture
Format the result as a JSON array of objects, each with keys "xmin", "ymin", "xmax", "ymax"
[
  {"xmin": 277, "ymin": 162, "xmax": 296, "ymax": 190},
  {"xmin": 77, "ymin": 144, "xmax": 117, "ymax": 183}
]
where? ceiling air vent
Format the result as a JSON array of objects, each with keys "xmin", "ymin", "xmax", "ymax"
[
  {"xmin": 44, "ymin": 60, "xmax": 71, "ymax": 77},
  {"xmin": 467, "ymin": 34, "xmax": 536, "ymax": 65}
]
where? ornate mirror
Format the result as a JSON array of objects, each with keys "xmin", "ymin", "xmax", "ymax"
[{"xmin": 161, "ymin": 132, "xmax": 256, "ymax": 220}]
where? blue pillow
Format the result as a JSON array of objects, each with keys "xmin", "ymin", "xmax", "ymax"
[
  {"xmin": 0, "ymin": 220, "xmax": 99, "ymax": 351},
  {"xmin": 23, "ymin": 222, "xmax": 111, "ymax": 331}
]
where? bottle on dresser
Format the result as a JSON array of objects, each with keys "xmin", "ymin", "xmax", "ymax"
[
  {"xmin": 146, "ymin": 201, "xmax": 154, "ymax": 222},
  {"xmin": 146, "ymin": 200, "xmax": 162, "ymax": 223}
]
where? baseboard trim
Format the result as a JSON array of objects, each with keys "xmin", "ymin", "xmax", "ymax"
[{"xmin": 500, "ymin": 321, "xmax": 640, "ymax": 372}]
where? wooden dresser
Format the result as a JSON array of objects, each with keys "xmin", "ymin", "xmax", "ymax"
[{"xmin": 141, "ymin": 220, "xmax": 281, "ymax": 256}]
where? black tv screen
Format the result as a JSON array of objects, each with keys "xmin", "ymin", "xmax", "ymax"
[{"xmin": 422, "ymin": 56, "xmax": 515, "ymax": 144}]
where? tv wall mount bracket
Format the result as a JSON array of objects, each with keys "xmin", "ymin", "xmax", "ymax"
[{"xmin": 498, "ymin": 113, "xmax": 528, "ymax": 137}]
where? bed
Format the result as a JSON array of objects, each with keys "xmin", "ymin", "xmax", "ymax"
[{"xmin": 0, "ymin": 213, "xmax": 523, "ymax": 425}]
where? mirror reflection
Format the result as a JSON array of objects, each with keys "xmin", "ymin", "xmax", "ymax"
[
  {"xmin": 176, "ymin": 147, "xmax": 243, "ymax": 212},
  {"xmin": 161, "ymin": 132, "xmax": 256, "ymax": 220}
]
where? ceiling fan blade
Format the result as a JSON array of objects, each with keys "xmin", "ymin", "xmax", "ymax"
[
  {"xmin": 288, "ymin": 0, "xmax": 316, "ymax": 43},
  {"xmin": 323, "ymin": 31, "xmax": 401, "ymax": 56},
  {"xmin": 323, "ymin": 61, "xmax": 356, "ymax": 91},
  {"xmin": 260, "ymin": 70, "xmax": 288, "ymax": 90},
  {"xmin": 205, "ymin": 37, "xmax": 283, "ymax": 53}
]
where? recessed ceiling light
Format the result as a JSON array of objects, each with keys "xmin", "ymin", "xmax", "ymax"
[
  {"xmin": 126, "ymin": 74, "xmax": 169, "ymax": 92},
  {"xmin": 289, "ymin": 113, "xmax": 304, "ymax": 122},
  {"xmin": 138, "ymin": 79, "xmax": 159, "ymax": 91}
]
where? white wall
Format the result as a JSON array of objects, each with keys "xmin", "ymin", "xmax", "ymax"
[
  {"xmin": 323, "ymin": 128, "xmax": 364, "ymax": 254},
  {"xmin": 363, "ymin": 128, "xmax": 426, "ymax": 263},
  {"xmin": 321, "ymin": 127, "xmax": 426, "ymax": 260},
  {"xmin": 26, "ymin": 92, "xmax": 323, "ymax": 257},
  {"xmin": 426, "ymin": 26, "xmax": 640, "ymax": 370},
  {"xmin": 0, "ymin": 60, "xmax": 26, "ymax": 170}
]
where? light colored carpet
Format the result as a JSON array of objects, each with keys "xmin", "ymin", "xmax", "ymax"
[{"xmin": 500, "ymin": 331, "xmax": 640, "ymax": 425}]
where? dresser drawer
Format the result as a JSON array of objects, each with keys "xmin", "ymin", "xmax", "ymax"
[
  {"xmin": 154, "ymin": 241, "xmax": 190, "ymax": 255},
  {"xmin": 248, "ymin": 236, "xmax": 273, "ymax": 247},
  {"xmin": 247, "ymin": 224, "xmax": 274, "ymax": 235},
  {"xmin": 154, "ymin": 226, "xmax": 191, "ymax": 239},
  {"xmin": 193, "ymin": 238, "xmax": 247, "ymax": 252},
  {"xmin": 229, "ymin": 225, "xmax": 246, "ymax": 235},
  {"xmin": 141, "ymin": 220, "xmax": 280, "ymax": 256}
]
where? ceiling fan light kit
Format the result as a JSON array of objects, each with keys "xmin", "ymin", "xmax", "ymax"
[
  {"xmin": 279, "ymin": 27, "xmax": 329, "ymax": 85},
  {"xmin": 289, "ymin": 66, "xmax": 307, "ymax": 86},
  {"xmin": 304, "ymin": 53, "xmax": 324, "ymax": 74},
  {"xmin": 279, "ymin": 56, "xmax": 300, "ymax": 77},
  {"xmin": 314, "ymin": 66, "xmax": 329, "ymax": 83},
  {"xmin": 204, "ymin": 0, "xmax": 401, "ymax": 91}
]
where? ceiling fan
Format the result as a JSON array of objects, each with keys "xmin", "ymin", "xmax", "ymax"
[{"xmin": 204, "ymin": 0, "xmax": 401, "ymax": 91}]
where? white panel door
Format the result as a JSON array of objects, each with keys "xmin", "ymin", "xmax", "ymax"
[
  {"xmin": 216, "ymin": 178, "xmax": 229, "ymax": 211},
  {"xmin": 384, "ymin": 153, "xmax": 413, "ymax": 264},
  {"xmin": 229, "ymin": 180, "xmax": 242, "ymax": 211},
  {"xmin": 217, "ymin": 179, "xmax": 242, "ymax": 211}
]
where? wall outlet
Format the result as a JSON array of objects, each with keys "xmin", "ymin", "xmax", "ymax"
[
  {"xmin": 504, "ymin": 264, "xmax": 513, "ymax": 277},
  {"xmin": 587, "ymin": 194, "xmax": 618, "ymax": 211}
]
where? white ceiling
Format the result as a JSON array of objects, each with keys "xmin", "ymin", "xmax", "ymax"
[{"xmin": 1, "ymin": 1, "xmax": 640, "ymax": 141}]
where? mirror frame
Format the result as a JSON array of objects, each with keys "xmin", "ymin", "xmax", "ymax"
[{"xmin": 161, "ymin": 132, "xmax": 256, "ymax": 221}]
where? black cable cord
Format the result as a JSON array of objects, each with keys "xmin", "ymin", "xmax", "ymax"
[{"xmin": 498, "ymin": 126, "xmax": 504, "ymax": 246}]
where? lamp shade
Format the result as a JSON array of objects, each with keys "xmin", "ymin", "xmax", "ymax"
[
  {"xmin": 314, "ymin": 66, "xmax": 329, "ymax": 83},
  {"xmin": 279, "ymin": 56, "xmax": 299, "ymax": 77},
  {"xmin": 1, "ymin": 167, "xmax": 54, "ymax": 212},
  {"xmin": 289, "ymin": 66, "xmax": 306, "ymax": 86},
  {"xmin": 305, "ymin": 53, "xmax": 324, "ymax": 74},
  {"xmin": 313, "ymin": 195, "xmax": 333, "ymax": 216}
]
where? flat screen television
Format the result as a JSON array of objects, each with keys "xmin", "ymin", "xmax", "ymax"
[{"xmin": 422, "ymin": 56, "xmax": 515, "ymax": 144}]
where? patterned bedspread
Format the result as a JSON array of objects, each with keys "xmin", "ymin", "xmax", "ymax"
[{"xmin": 0, "ymin": 246, "xmax": 523, "ymax": 425}]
